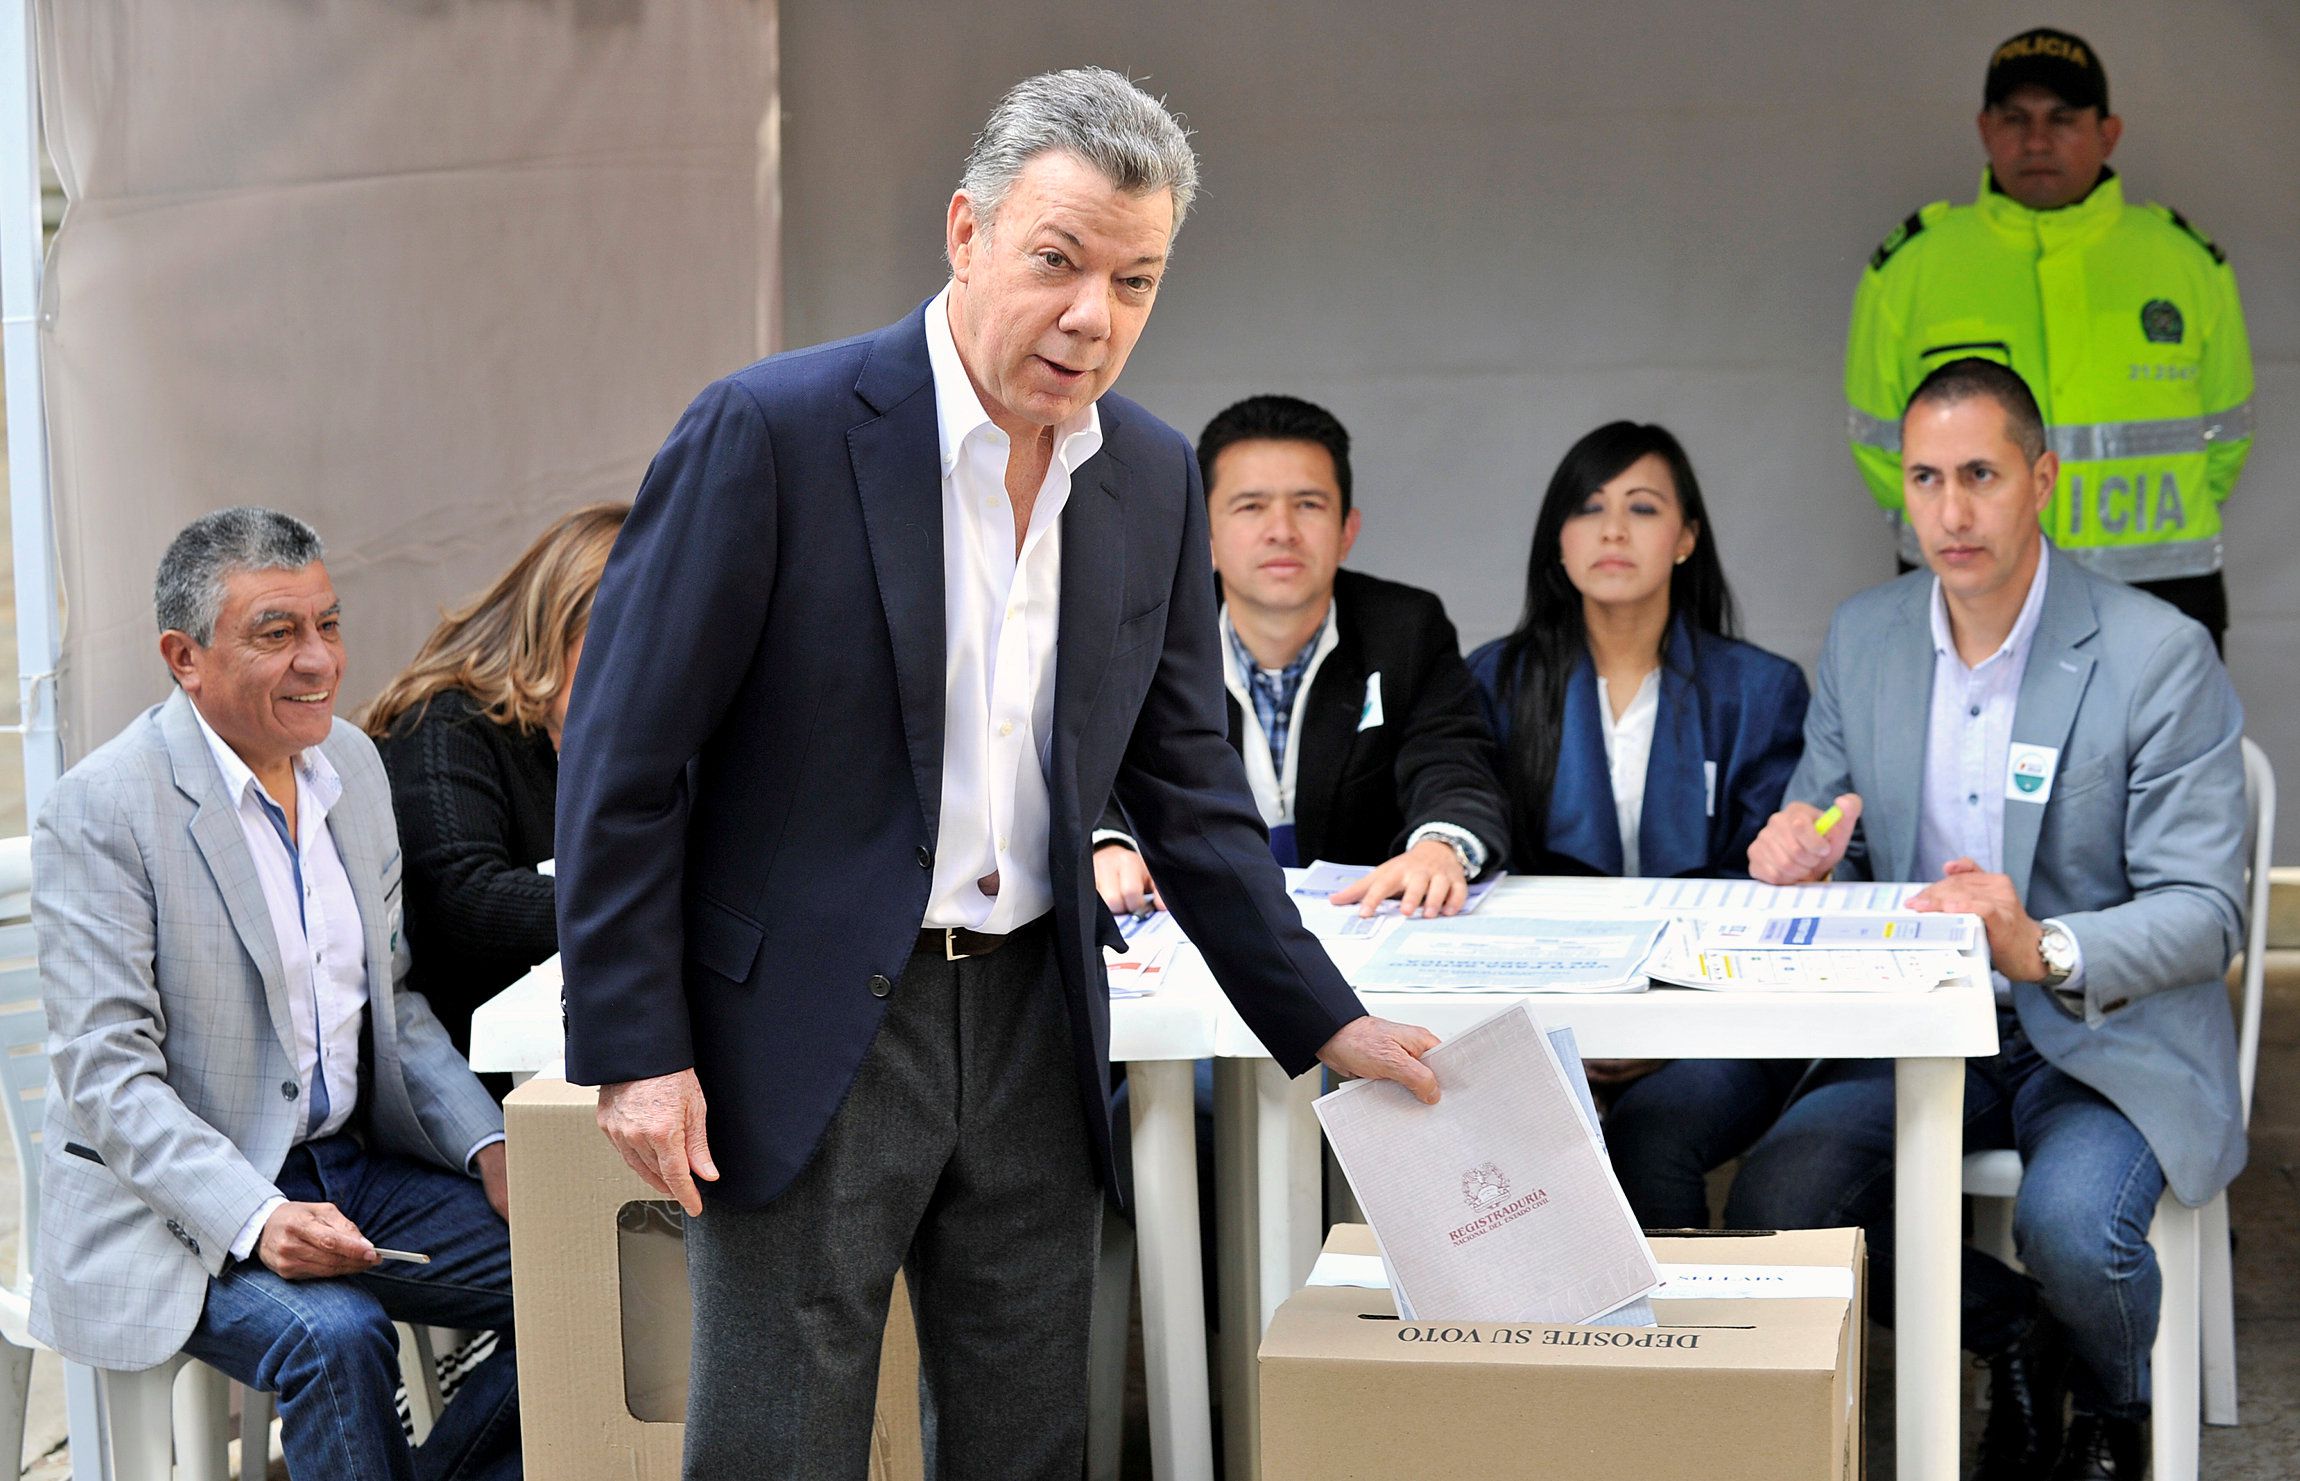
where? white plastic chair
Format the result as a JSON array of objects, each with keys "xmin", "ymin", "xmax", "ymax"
[{"xmin": 1964, "ymin": 736, "xmax": 2274, "ymax": 1481}]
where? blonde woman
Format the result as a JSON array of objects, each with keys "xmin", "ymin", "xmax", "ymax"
[{"xmin": 368, "ymin": 503, "xmax": 626, "ymax": 1069}]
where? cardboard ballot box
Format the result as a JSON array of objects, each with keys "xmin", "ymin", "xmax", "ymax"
[
  {"xmin": 506, "ymin": 1077, "xmax": 924, "ymax": 1479},
  {"xmin": 1261, "ymin": 1224, "xmax": 1866, "ymax": 1480}
]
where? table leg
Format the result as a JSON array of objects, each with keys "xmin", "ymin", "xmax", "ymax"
[
  {"xmin": 1213, "ymin": 1061, "xmax": 1256, "ymax": 1480},
  {"xmin": 1896, "ymin": 1056, "xmax": 1965, "ymax": 1481},
  {"xmin": 1213, "ymin": 1060, "xmax": 1323, "ymax": 1481},
  {"xmin": 1127, "ymin": 1059, "xmax": 1215, "ymax": 1481},
  {"xmin": 1255, "ymin": 1062, "xmax": 1324, "ymax": 1334}
]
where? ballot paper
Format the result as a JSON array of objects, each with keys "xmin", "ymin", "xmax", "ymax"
[
  {"xmin": 1629, "ymin": 877, "xmax": 1923, "ymax": 912},
  {"xmin": 1647, "ymin": 945, "xmax": 1966, "ymax": 992},
  {"xmin": 1351, "ymin": 915, "xmax": 1667, "ymax": 992},
  {"xmin": 1695, "ymin": 912, "xmax": 1979, "ymax": 952},
  {"xmin": 1314, "ymin": 1003, "xmax": 1659, "ymax": 1324},
  {"xmin": 1104, "ymin": 911, "xmax": 1189, "ymax": 998}
]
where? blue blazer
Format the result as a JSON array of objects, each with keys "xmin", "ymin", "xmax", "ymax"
[
  {"xmin": 1466, "ymin": 619, "xmax": 1810, "ymax": 878},
  {"xmin": 555, "ymin": 305, "xmax": 1364, "ymax": 1209}
]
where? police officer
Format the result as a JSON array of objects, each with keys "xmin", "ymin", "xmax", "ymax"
[{"xmin": 1845, "ymin": 27, "xmax": 2255, "ymax": 651}]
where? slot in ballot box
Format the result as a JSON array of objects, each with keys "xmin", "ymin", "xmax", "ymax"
[
  {"xmin": 507, "ymin": 1077, "xmax": 925, "ymax": 1479},
  {"xmin": 1261, "ymin": 1224, "xmax": 1866, "ymax": 1480}
]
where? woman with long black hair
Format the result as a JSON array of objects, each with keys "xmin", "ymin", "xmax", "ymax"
[{"xmin": 1466, "ymin": 421, "xmax": 1811, "ymax": 1227}]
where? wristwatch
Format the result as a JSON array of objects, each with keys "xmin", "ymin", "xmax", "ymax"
[{"xmin": 2037, "ymin": 918, "xmax": 2081, "ymax": 1010}]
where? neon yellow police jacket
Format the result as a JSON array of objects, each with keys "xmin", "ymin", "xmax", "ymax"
[{"xmin": 1845, "ymin": 170, "xmax": 2254, "ymax": 580}]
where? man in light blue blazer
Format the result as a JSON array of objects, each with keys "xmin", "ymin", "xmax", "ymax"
[
  {"xmin": 1732, "ymin": 361, "xmax": 2245, "ymax": 1481},
  {"xmin": 31, "ymin": 509, "xmax": 521, "ymax": 1481}
]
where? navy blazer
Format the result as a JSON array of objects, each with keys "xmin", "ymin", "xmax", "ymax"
[
  {"xmin": 555, "ymin": 305, "xmax": 1365, "ymax": 1209},
  {"xmin": 1467, "ymin": 619, "xmax": 1810, "ymax": 878}
]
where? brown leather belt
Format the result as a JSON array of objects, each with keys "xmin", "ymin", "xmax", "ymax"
[{"xmin": 915, "ymin": 926, "xmax": 1008, "ymax": 960}]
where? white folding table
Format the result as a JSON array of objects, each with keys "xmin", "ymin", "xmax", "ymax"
[{"xmin": 471, "ymin": 875, "xmax": 1997, "ymax": 1481}]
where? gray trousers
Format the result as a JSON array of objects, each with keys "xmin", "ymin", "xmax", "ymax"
[{"xmin": 682, "ymin": 917, "xmax": 1102, "ymax": 1480}]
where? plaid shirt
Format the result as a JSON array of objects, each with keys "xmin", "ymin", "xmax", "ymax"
[{"xmin": 1227, "ymin": 615, "xmax": 1323, "ymax": 789}]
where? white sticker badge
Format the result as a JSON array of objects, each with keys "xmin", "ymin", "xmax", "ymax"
[
  {"xmin": 2005, "ymin": 743, "xmax": 2059, "ymax": 803},
  {"xmin": 1358, "ymin": 671, "xmax": 1385, "ymax": 732}
]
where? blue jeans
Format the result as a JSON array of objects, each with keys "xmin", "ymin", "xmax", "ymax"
[
  {"xmin": 1602, "ymin": 1058, "xmax": 1809, "ymax": 1228},
  {"xmin": 1723, "ymin": 1016, "xmax": 2165, "ymax": 1419},
  {"xmin": 180, "ymin": 1134, "xmax": 521, "ymax": 1481}
]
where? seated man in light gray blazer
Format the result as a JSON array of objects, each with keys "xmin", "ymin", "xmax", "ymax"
[
  {"xmin": 30, "ymin": 508, "xmax": 521, "ymax": 1481},
  {"xmin": 1729, "ymin": 360, "xmax": 2246, "ymax": 1481}
]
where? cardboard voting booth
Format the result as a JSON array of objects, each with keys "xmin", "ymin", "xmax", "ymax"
[
  {"xmin": 507, "ymin": 1078, "xmax": 925, "ymax": 1479},
  {"xmin": 1261, "ymin": 1224, "xmax": 1866, "ymax": 1480}
]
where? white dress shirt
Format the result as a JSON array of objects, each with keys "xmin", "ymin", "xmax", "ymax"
[
  {"xmin": 192, "ymin": 707, "xmax": 368, "ymax": 1257},
  {"xmin": 921, "ymin": 284, "xmax": 1104, "ymax": 932},
  {"xmin": 1595, "ymin": 669, "xmax": 1661, "ymax": 877},
  {"xmin": 1914, "ymin": 557, "xmax": 2083, "ymax": 1001}
]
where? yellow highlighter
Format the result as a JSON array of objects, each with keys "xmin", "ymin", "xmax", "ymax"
[{"xmin": 1813, "ymin": 803, "xmax": 1845, "ymax": 839}]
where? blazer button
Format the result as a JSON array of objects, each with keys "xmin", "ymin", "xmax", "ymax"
[
  {"xmin": 281, "ymin": 1081, "xmax": 300, "ymax": 1101},
  {"xmin": 869, "ymin": 974, "xmax": 894, "ymax": 998},
  {"xmin": 916, "ymin": 844, "xmax": 932, "ymax": 869}
]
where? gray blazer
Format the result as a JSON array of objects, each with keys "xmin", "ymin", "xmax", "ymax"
[
  {"xmin": 29, "ymin": 688, "xmax": 503, "ymax": 1370},
  {"xmin": 1788, "ymin": 546, "xmax": 2248, "ymax": 1206}
]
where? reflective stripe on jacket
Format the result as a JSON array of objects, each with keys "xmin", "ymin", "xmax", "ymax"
[{"xmin": 1845, "ymin": 170, "xmax": 2254, "ymax": 580}]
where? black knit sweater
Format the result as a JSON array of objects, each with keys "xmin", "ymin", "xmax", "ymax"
[{"xmin": 375, "ymin": 687, "xmax": 559, "ymax": 1059}]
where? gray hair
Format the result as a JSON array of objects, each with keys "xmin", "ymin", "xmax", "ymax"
[
  {"xmin": 958, "ymin": 67, "xmax": 1198, "ymax": 242},
  {"xmin": 155, "ymin": 506, "xmax": 326, "ymax": 645}
]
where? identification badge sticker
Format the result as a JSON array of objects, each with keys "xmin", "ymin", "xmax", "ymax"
[
  {"xmin": 1358, "ymin": 671, "xmax": 1385, "ymax": 732},
  {"xmin": 2005, "ymin": 743, "xmax": 2059, "ymax": 803}
]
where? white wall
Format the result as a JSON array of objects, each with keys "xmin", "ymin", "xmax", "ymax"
[{"xmin": 780, "ymin": 2, "xmax": 2300, "ymax": 860}]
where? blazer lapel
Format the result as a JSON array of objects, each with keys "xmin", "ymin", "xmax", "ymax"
[
  {"xmin": 2003, "ymin": 552, "xmax": 2098, "ymax": 896},
  {"xmin": 849, "ymin": 309, "xmax": 949, "ymax": 846},
  {"xmin": 321, "ymin": 746, "xmax": 394, "ymax": 1028},
  {"xmin": 1640, "ymin": 622, "xmax": 1711, "ymax": 878},
  {"xmin": 1053, "ymin": 452, "xmax": 1126, "ymax": 770},
  {"xmin": 1545, "ymin": 657, "xmax": 1624, "ymax": 875},
  {"xmin": 1868, "ymin": 580, "xmax": 1937, "ymax": 883},
  {"xmin": 1292, "ymin": 625, "xmax": 1364, "ymax": 865},
  {"xmin": 160, "ymin": 692, "xmax": 296, "ymax": 1066}
]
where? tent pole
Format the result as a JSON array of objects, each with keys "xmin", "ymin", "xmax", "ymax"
[{"xmin": 0, "ymin": 0, "xmax": 59, "ymax": 828}]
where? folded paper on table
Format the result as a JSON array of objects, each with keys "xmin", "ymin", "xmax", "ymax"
[{"xmin": 1314, "ymin": 1002, "xmax": 1658, "ymax": 1324}]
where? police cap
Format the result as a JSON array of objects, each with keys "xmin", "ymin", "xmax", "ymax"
[{"xmin": 1985, "ymin": 27, "xmax": 2109, "ymax": 114}]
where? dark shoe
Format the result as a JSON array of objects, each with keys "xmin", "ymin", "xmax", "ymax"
[
  {"xmin": 1968, "ymin": 1318, "xmax": 2071, "ymax": 1480},
  {"xmin": 2049, "ymin": 1413, "xmax": 2148, "ymax": 1478}
]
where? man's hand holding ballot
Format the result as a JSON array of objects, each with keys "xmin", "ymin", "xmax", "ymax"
[{"xmin": 1318, "ymin": 1016, "xmax": 1445, "ymax": 1105}]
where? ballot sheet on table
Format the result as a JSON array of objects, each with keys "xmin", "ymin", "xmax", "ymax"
[
  {"xmin": 1647, "ymin": 945, "xmax": 1968, "ymax": 992},
  {"xmin": 1693, "ymin": 912, "xmax": 1979, "ymax": 952},
  {"xmin": 1351, "ymin": 915, "xmax": 1667, "ymax": 992},
  {"xmin": 1315, "ymin": 1003, "xmax": 1659, "ymax": 1324}
]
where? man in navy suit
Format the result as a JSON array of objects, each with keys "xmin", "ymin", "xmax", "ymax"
[{"xmin": 555, "ymin": 69, "xmax": 1439, "ymax": 1478}]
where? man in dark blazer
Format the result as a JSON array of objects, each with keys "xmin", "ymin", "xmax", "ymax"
[
  {"xmin": 555, "ymin": 70, "xmax": 1438, "ymax": 1478},
  {"xmin": 1095, "ymin": 395, "xmax": 1509, "ymax": 918}
]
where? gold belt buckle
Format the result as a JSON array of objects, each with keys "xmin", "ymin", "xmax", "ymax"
[{"xmin": 943, "ymin": 928, "xmax": 970, "ymax": 961}]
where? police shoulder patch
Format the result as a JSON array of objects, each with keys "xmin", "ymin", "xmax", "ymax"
[
  {"xmin": 1868, "ymin": 208, "xmax": 1930, "ymax": 271},
  {"xmin": 2161, "ymin": 206, "xmax": 2228, "ymax": 265}
]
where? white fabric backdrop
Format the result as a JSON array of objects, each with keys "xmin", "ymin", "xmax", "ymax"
[
  {"xmin": 36, "ymin": 0, "xmax": 779, "ymax": 753},
  {"xmin": 777, "ymin": 0, "xmax": 2300, "ymax": 859}
]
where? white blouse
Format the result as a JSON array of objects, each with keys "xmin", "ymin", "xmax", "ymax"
[{"xmin": 1595, "ymin": 669, "xmax": 1661, "ymax": 876}]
